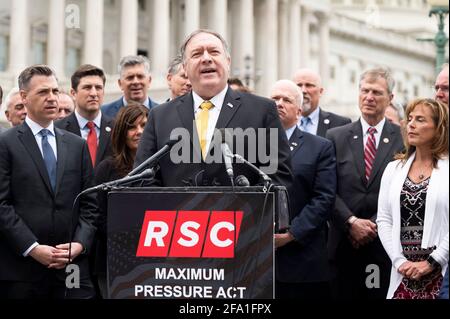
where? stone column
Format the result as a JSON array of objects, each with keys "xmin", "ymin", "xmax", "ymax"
[
  {"xmin": 278, "ymin": 0, "xmax": 289, "ymax": 78},
  {"xmin": 289, "ymin": 0, "xmax": 301, "ymax": 72},
  {"xmin": 47, "ymin": 0, "xmax": 65, "ymax": 77},
  {"xmin": 83, "ymin": 0, "xmax": 104, "ymax": 66},
  {"xmin": 264, "ymin": 0, "xmax": 278, "ymax": 92},
  {"xmin": 152, "ymin": 0, "xmax": 170, "ymax": 78},
  {"xmin": 318, "ymin": 12, "xmax": 330, "ymax": 88},
  {"xmin": 240, "ymin": 0, "xmax": 255, "ymax": 88},
  {"xmin": 210, "ymin": 0, "xmax": 227, "ymax": 39},
  {"xmin": 120, "ymin": 0, "xmax": 138, "ymax": 58},
  {"xmin": 9, "ymin": 0, "xmax": 29, "ymax": 76},
  {"xmin": 184, "ymin": 0, "xmax": 200, "ymax": 38},
  {"xmin": 300, "ymin": 7, "xmax": 311, "ymax": 68}
]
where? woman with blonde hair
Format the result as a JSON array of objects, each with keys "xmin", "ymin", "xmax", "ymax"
[{"xmin": 377, "ymin": 98, "xmax": 448, "ymax": 299}]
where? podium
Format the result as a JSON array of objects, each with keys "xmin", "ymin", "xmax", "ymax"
[{"xmin": 106, "ymin": 186, "xmax": 288, "ymax": 299}]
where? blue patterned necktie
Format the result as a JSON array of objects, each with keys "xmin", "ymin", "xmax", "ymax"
[
  {"xmin": 300, "ymin": 116, "xmax": 312, "ymax": 133},
  {"xmin": 40, "ymin": 129, "xmax": 57, "ymax": 191}
]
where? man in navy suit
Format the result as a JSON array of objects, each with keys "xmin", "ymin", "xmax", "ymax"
[
  {"xmin": 293, "ymin": 68, "xmax": 351, "ymax": 137},
  {"xmin": 270, "ymin": 80, "xmax": 336, "ymax": 299},
  {"xmin": 326, "ymin": 67, "xmax": 404, "ymax": 300},
  {"xmin": 135, "ymin": 30, "xmax": 292, "ymax": 188},
  {"xmin": 102, "ymin": 55, "xmax": 158, "ymax": 119},
  {"xmin": 55, "ymin": 64, "xmax": 113, "ymax": 168},
  {"xmin": 0, "ymin": 65, "xmax": 98, "ymax": 298}
]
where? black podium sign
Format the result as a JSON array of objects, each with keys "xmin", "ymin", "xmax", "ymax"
[{"xmin": 107, "ymin": 187, "xmax": 274, "ymax": 299}]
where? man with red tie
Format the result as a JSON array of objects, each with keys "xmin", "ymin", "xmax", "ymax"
[
  {"xmin": 55, "ymin": 65, "xmax": 113, "ymax": 168},
  {"xmin": 326, "ymin": 68, "xmax": 403, "ymax": 300}
]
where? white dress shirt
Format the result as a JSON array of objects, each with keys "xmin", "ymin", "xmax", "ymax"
[
  {"xmin": 75, "ymin": 110, "xmax": 102, "ymax": 143},
  {"xmin": 360, "ymin": 117, "xmax": 386, "ymax": 149},
  {"xmin": 23, "ymin": 117, "xmax": 58, "ymax": 256}
]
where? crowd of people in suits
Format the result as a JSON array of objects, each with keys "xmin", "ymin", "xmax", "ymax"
[{"xmin": 0, "ymin": 28, "xmax": 448, "ymax": 300}]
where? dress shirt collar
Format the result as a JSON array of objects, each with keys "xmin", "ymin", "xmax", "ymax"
[
  {"xmin": 285, "ymin": 125, "xmax": 297, "ymax": 141},
  {"xmin": 25, "ymin": 117, "xmax": 55, "ymax": 137},
  {"xmin": 123, "ymin": 96, "xmax": 150, "ymax": 108},
  {"xmin": 360, "ymin": 116, "xmax": 386, "ymax": 135},
  {"xmin": 75, "ymin": 110, "xmax": 102, "ymax": 130},
  {"xmin": 302, "ymin": 106, "xmax": 320, "ymax": 125},
  {"xmin": 192, "ymin": 85, "xmax": 228, "ymax": 113}
]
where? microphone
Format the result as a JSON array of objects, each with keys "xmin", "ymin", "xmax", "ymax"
[
  {"xmin": 233, "ymin": 153, "xmax": 272, "ymax": 186},
  {"xmin": 80, "ymin": 168, "xmax": 156, "ymax": 195},
  {"xmin": 218, "ymin": 128, "xmax": 234, "ymax": 182},
  {"xmin": 235, "ymin": 175, "xmax": 250, "ymax": 187},
  {"xmin": 128, "ymin": 137, "xmax": 180, "ymax": 176}
]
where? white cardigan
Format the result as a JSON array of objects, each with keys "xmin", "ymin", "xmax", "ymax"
[{"xmin": 377, "ymin": 153, "xmax": 449, "ymax": 299}]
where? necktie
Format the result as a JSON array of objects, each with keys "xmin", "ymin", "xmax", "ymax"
[
  {"xmin": 196, "ymin": 101, "xmax": 214, "ymax": 159},
  {"xmin": 86, "ymin": 121, "xmax": 97, "ymax": 166},
  {"xmin": 40, "ymin": 129, "xmax": 57, "ymax": 191},
  {"xmin": 364, "ymin": 127, "xmax": 377, "ymax": 181},
  {"xmin": 300, "ymin": 117, "xmax": 312, "ymax": 133}
]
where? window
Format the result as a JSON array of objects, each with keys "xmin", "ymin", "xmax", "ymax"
[
  {"xmin": 65, "ymin": 47, "xmax": 81, "ymax": 77},
  {"xmin": 0, "ymin": 35, "xmax": 8, "ymax": 71},
  {"xmin": 350, "ymin": 70, "xmax": 356, "ymax": 84},
  {"xmin": 138, "ymin": 0, "xmax": 146, "ymax": 10},
  {"xmin": 330, "ymin": 66, "xmax": 336, "ymax": 80},
  {"xmin": 137, "ymin": 49, "xmax": 148, "ymax": 57},
  {"xmin": 32, "ymin": 42, "xmax": 46, "ymax": 65}
]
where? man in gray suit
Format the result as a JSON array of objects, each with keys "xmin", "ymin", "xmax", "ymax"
[{"xmin": 326, "ymin": 67, "xmax": 404, "ymax": 300}]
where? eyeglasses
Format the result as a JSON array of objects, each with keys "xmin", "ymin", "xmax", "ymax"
[{"xmin": 434, "ymin": 85, "xmax": 449, "ymax": 93}]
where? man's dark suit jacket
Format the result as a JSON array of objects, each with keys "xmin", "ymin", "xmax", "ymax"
[
  {"xmin": 55, "ymin": 112, "xmax": 114, "ymax": 167},
  {"xmin": 326, "ymin": 119, "xmax": 403, "ymax": 298},
  {"xmin": 101, "ymin": 96, "xmax": 158, "ymax": 119},
  {"xmin": 316, "ymin": 109, "xmax": 351, "ymax": 138},
  {"xmin": 134, "ymin": 88, "xmax": 293, "ymax": 188},
  {"xmin": 0, "ymin": 123, "xmax": 98, "ymax": 282},
  {"xmin": 276, "ymin": 127, "xmax": 336, "ymax": 283}
]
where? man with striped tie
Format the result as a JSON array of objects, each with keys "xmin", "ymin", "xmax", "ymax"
[{"xmin": 326, "ymin": 67, "xmax": 403, "ymax": 300}]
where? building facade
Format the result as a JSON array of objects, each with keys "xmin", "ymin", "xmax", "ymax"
[{"xmin": 0, "ymin": 0, "xmax": 447, "ymax": 125}]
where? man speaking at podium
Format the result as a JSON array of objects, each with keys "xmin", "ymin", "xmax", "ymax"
[{"xmin": 135, "ymin": 30, "xmax": 292, "ymax": 187}]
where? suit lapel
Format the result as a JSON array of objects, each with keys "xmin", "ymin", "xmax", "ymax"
[
  {"xmin": 17, "ymin": 123, "xmax": 54, "ymax": 195},
  {"xmin": 289, "ymin": 127, "xmax": 303, "ymax": 156},
  {"xmin": 65, "ymin": 113, "xmax": 81, "ymax": 136},
  {"xmin": 54, "ymin": 128, "xmax": 67, "ymax": 195},
  {"xmin": 176, "ymin": 93, "xmax": 197, "ymax": 153},
  {"xmin": 317, "ymin": 109, "xmax": 327, "ymax": 137},
  {"xmin": 215, "ymin": 88, "xmax": 242, "ymax": 129},
  {"xmin": 96, "ymin": 116, "xmax": 113, "ymax": 166},
  {"xmin": 347, "ymin": 122, "xmax": 366, "ymax": 185},
  {"xmin": 367, "ymin": 121, "xmax": 398, "ymax": 187}
]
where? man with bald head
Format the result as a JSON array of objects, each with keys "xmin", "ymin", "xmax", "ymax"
[
  {"xmin": 56, "ymin": 92, "xmax": 75, "ymax": 120},
  {"xmin": 270, "ymin": 80, "xmax": 336, "ymax": 299},
  {"xmin": 293, "ymin": 69, "xmax": 351, "ymax": 137},
  {"xmin": 434, "ymin": 63, "xmax": 448, "ymax": 106},
  {"xmin": 4, "ymin": 88, "xmax": 27, "ymax": 127}
]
